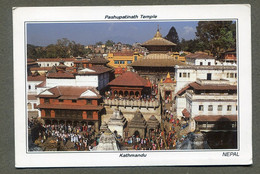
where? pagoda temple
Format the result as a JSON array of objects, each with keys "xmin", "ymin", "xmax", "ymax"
[{"xmin": 131, "ymin": 27, "xmax": 185, "ymax": 84}]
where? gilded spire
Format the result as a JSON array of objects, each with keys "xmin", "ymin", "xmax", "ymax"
[
  {"xmin": 166, "ymin": 72, "xmax": 171, "ymax": 79},
  {"xmin": 154, "ymin": 25, "xmax": 162, "ymax": 38}
]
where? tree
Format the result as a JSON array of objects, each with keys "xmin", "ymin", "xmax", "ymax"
[
  {"xmin": 96, "ymin": 41, "xmax": 103, "ymax": 45},
  {"xmin": 105, "ymin": 40, "xmax": 115, "ymax": 47},
  {"xmin": 196, "ymin": 21, "xmax": 236, "ymax": 57},
  {"xmin": 165, "ymin": 26, "xmax": 181, "ymax": 51}
]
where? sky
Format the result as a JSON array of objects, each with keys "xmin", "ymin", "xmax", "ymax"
[{"xmin": 27, "ymin": 21, "xmax": 198, "ymax": 46}]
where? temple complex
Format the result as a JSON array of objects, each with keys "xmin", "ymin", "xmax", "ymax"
[{"xmin": 131, "ymin": 28, "xmax": 185, "ymax": 84}]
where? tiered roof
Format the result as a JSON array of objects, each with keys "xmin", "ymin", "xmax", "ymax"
[
  {"xmin": 142, "ymin": 29, "xmax": 176, "ymax": 46},
  {"xmin": 131, "ymin": 54, "xmax": 185, "ymax": 67}
]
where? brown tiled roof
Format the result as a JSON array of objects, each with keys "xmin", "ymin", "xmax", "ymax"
[
  {"xmin": 177, "ymin": 82, "xmax": 237, "ymax": 96},
  {"xmin": 89, "ymin": 57, "xmax": 109, "ymax": 64},
  {"xmin": 185, "ymin": 53, "xmax": 216, "ymax": 59},
  {"xmin": 189, "ymin": 82, "xmax": 237, "ymax": 91},
  {"xmin": 28, "ymin": 95, "xmax": 37, "ymax": 100},
  {"xmin": 37, "ymin": 58, "xmax": 76, "ymax": 62},
  {"xmin": 47, "ymin": 71, "xmax": 75, "ymax": 78},
  {"xmin": 27, "ymin": 58, "xmax": 36, "ymax": 62},
  {"xmin": 36, "ymin": 80, "xmax": 46, "ymax": 88},
  {"xmin": 131, "ymin": 54, "xmax": 185, "ymax": 67},
  {"xmin": 108, "ymin": 71, "xmax": 150, "ymax": 87},
  {"xmin": 194, "ymin": 115, "xmax": 237, "ymax": 122},
  {"xmin": 30, "ymin": 67, "xmax": 52, "ymax": 71},
  {"xmin": 182, "ymin": 108, "xmax": 190, "ymax": 118},
  {"xmin": 38, "ymin": 86, "xmax": 102, "ymax": 99},
  {"xmin": 37, "ymin": 103, "xmax": 103, "ymax": 110},
  {"xmin": 76, "ymin": 65, "xmax": 112, "ymax": 75},
  {"xmin": 27, "ymin": 75, "xmax": 46, "ymax": 81}
]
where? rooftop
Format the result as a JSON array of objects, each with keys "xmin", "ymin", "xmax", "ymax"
[
  {"xmin": 37, "ymin": 58, "xmax": 76, "ymax": 62},
  {"xmin": 194, "ymin": 115, "xmax": 237, "ymax": 122},
  {"xmin": 131, "ymin": 54, "xmax": 185, "ymax": 67},
  {"xmin": 38, "ymin": 86, "xmax": 102, "ymax": 99},
  {"xmin": 185, "ymin": 53, "xmax": 216, "ymax": 59},
  {"xmin": 27, "ymin": 75, "xmax": 46, "ymax": 81},
  {"xmin": 142, "ymin": 29, "xmax": 176, "ymax": 46},
  {"xmin": 108, "ymin": 71, "xmax": 151, "ymax": 87}
]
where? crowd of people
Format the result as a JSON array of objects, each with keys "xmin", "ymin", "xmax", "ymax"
[{"xmin": 29, "ymin": 118, "xmax": 98, "ymax": 151}]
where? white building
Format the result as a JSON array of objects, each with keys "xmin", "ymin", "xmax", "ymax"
[
  {"xmin": 27, "ymin": 75, "xmax": 46, "ymax": 116},
  {"xmin": 37, "ymin": 65, "xmax": 111, "ymax": 93},
  {"xmin": 185, "ymin": 53, "xmax": 216, "ymax": 66},
  {"xmin": 175, "ymin": 65, "xmax": 237, "ymax": 93},
  {"xmin": 37, "ymin": 58, "xmax": 75, "ymax": 67},
  {"xmin": 175, "ymin": 79, "xmax": 237, "ymax": 132}
]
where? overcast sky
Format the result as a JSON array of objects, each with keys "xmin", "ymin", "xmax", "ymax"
[{"xmin": 27, "ymin": 21, "xmax": 198, "ymax": 46}]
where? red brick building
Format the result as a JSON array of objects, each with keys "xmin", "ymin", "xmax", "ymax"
[{"xmin": 37, "ymin": 86, "xmax": 103, "ymax": 131}]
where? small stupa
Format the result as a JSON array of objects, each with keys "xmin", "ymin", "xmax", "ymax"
[
  {"xmin": 107, "ymin": 108, "xmax": 127, "ymax": 138},
  {"xmin": 92, "ymin": 128, "xmax": 119, "ymax": 151}
]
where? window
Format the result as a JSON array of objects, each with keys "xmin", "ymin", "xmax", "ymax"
[
  {"xmin": 45, "ymin": 110, "xmax": 51, "ymax": 117},
  {"xmin": 39, "ymin": 64, "xmax": 41, "ymax": 67},
  {"xmin": 235, "ymin": 73, "xmax": 237, "ymax": 78},
  {"xmin": 120, "ymin": 60, "xmax": 125, "ymax": 64},
  {"xmin": 28, "ymin": 85, "xmax": 31, "ymax": 90},
  {"xmin": 59, "ymin": 99, "xmax": 64, "ymax": 103},
  {"xmin": 188, "ymin": 73, "xmax": 190, "ymax": 78},
  {"xmin": 183, "ymin": 73, "xmax": 187, "ymax": 77},
  {"xmin": 44, "ymin": 98, "xmax": 50, "ymax": 103},
  {"xmin": 87, "ymin": 111, "xmax": 93, "ymax": 118},
  {"xmin": 200, "ymin": 62, "xmax": 203, "ymax": 66},
  {"xmin": 227, "ymin": 73, "xmax": 229, "ymax": 78},
  {"xmin": 71, "ymin": 63, "xmax": 73, "ymax": 66},
  {"xmin": 208, "ymin": 105, "xmax": 213, "ymax": 111},
  {"xmin": 114, "ymin": 60, "xmax": 119, "ymax": 64},
  {"xmin": 179, "ymin": 73, "xmax": 182, "ymax": 77},
  {"xmin": 199, "ymin": 105, "xmax": 204, "ymax": 111},
  {"xmin": 134, "ymin": 56, "xmax": 137, "ymax": 61},
  {"xmin": 86, "ymin": 99, "xmax": 92, "ymax": 105},
  {"xmin": 72, "ymin": 100, "xmax": 77, "ymax": 103},
  {"xmin": 208, "ymin": 62, "xmax": 211, "ymax": 66},
  {"xmin": 47, "ymin": 63, "xmax": 49, "ymax": 67},
  {"xmin": 227, "ymin": 105, "xmax": 232, "ymax": 111},
  {"xmin": 230, "ymin": 73, "xmax": 234, "ymax": 78},
  {"xmin": 175, "ymin": 56, "xmax": 178, "ymax": 60},
  {"xmin": 127, "ymin": 60, "xmax": 132, "ymax": 64},
  {"xmin": 236, "ymin": 105, "xmax": 238, "ymax": 111},
  {"xmin": 218, "ymin": 105, "xmax": 222, "ymax": 111}
]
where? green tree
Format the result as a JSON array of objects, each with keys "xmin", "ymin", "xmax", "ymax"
[
  {"xmin": 105, "ymin": 40, "xmax": 115, "ymax": 47},
  {"xmin": 96, "ymin": 41, "xmax": 103, "ymax": 45},
  {"xmin": 196, "ymin": 21, "xmax": 236, "ymax": 57},
  {"xmin": 165, "ymin": 26, "xmax": 181, "ymax": 51}
]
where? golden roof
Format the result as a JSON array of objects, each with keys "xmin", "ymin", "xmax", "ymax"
[{"xmin": 142, "ymin": 28, "xmax": 176, "ymax": 46}]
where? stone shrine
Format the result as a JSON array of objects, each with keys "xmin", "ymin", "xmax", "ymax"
[{"xmin": 107, "ymin": 108, "xmax": 127, "ymax": 138}]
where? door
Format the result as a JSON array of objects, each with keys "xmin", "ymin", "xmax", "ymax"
[{"xmin": 207, "ymin": 73, "xmax": 212, "ymax": 80}]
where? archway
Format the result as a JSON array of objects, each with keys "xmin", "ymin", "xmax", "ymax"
[
  {"xmin": 119, "ymin": 91, "xmax": 123, "ymax": 97},
  {"xmin": 130, "ymin": 91, "xmax": 134, "ymax": 97},
  {"xmin": 124, "ymin": 91, "xmax": 129, "ymax": 97},
  {"xmin": 134, "ymin": 130, "xmax": 140, "ymax": 137},
  {"xmin": 114, "ymin": 90, "xmax": 118, "ymax": 96},
  {"xmin": 135, "ymin": 91, "xmax": 139, "ymax": 97}
]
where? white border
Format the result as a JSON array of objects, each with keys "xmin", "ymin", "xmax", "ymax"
[{"xmin": 13, "ymin": 5, "xmax": 252, "ymax": 167}]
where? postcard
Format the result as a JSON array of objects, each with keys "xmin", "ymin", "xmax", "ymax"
[{"xmin": 13, "ymin": 5, "xmax": 252, "ymax": 167}]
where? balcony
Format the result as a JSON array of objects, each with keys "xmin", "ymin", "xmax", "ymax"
[{"xmin": 103, "ymin": 98, "xmax": 160, "ymax": 108}]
